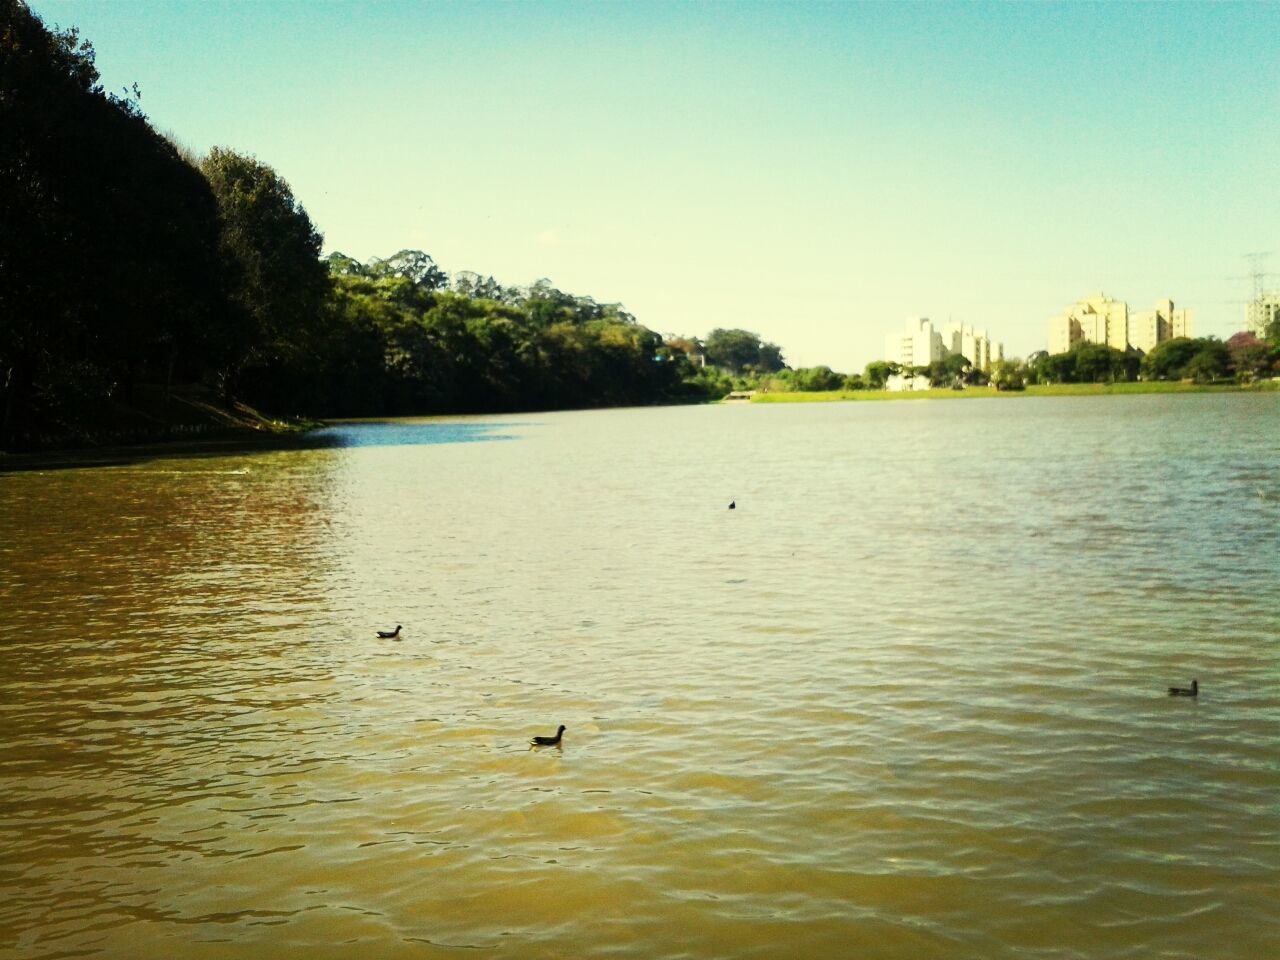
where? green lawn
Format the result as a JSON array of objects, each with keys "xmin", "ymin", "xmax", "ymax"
[{"xmin": 749, "ymin": 380, "xmax": 1277, "ymax": 403}]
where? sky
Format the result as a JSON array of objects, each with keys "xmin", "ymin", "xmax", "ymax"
[{"xmin": 29, "ymin": 0, "xmax": 1280, "ymax": 370}]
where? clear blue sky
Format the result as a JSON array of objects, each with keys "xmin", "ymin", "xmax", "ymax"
[{"xmin": 30, "ymin": 0, "xmax": 1280, "ymax": 369}]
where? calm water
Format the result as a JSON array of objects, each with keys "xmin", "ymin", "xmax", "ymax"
[{"xmin": 2, "ymin": 395, "xmax": 1278, "ymax": 959}]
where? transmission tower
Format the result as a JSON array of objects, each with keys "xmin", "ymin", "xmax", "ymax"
[{"xmin": 1245, "ymin": 251, "xmax": 1270, "ymax": 302}]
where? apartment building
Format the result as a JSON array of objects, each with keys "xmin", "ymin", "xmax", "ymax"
[
  {"xmin": 1049, "ymin": 293, "xmax": 1192, "ymax": 354},
  {"xmin": 882, "ymin": 317, "xmax": 1004, "ymax": 390},
  {"xmin": 944, "ymin": 322, "xmax": 1003, "ymax": 372},
  {"xmin": 884, "ymin": 317, "xmax": 947, "ymax": 372},
  {"xmin": 1128, "ymin": 299, "xmax": 1193, "ymax": 353},
  {"xmin": 1048, "ymin": 293, "xmax": 1129, "ymax": 354},
  {"xmin": 1246, "ymin": 294, "xmax": 1280, "ymax": 337}
]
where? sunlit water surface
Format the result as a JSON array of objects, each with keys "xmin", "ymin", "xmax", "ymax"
[{"xmin": 2, "ymin": 395, "xmax": 1278, "ymax": 959}]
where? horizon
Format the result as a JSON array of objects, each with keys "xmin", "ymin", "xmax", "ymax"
[{"xmin": 29, "ymin": 0, "xmax": 1280, "ymax": 370}]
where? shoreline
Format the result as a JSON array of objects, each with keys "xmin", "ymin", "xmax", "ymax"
[
  {"xmin": 5, "ymin": 380, "xmax": 1275, "ymax": 467},
  {"xmin": 749, "ymin": 380, "xmax": 1280, "ymax": 403}
]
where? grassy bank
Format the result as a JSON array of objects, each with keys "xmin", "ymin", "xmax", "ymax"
[{"xmin": 750, "ymin": 380, "xmax": 1279, "ymax": 403}]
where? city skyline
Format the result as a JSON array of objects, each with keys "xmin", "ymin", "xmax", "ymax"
[{"xmin": 27, "ymin": 0, "xmax": 1280, "ymax": 370}]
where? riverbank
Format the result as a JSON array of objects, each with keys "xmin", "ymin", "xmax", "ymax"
[
  {"xmin": 0, "ymin": 382, "xmax": 321, "ymax": 466},
  {"xmin": 749, "ymin": 380, "xmax": 1280, "ymax": 403}
]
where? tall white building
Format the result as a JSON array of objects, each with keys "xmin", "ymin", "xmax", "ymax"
[
  {"xmin": 882, "ymin": 317, "xmax": 1004, "ymax": 390},
  {"xmin": 884, "ymin": 317, "xmax": 947, "ymax": 371},
  {"xmin": 944, "ymin": 322, "xmax": 1003, "ymax": 371},
  {"xmin": 1246, "ymin": 293, "xmax": 1280, "ymax": 337}
]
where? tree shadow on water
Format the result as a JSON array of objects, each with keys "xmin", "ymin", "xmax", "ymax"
[{"xmin": 0, "ymin": 421, "xmax": 524, "ymax": 473}]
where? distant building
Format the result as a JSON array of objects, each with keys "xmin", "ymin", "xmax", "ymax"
[
  {"xmin": 1049, "ymin": 293, "xmax": 1192, "ymax": 354},
  {"xmin": 1128, "ymin": 299, "xmax": 1193, "ymax": 353},
  {"xmin": 1048, "ymin": 293, "xmax": 1129, "ymax": 354},
  {"xmin": 944, "ymin": 322, "xmax": 1003, "ymax": 372},
  {"xmin": 884, "ymin": 317, "xmax": 947, "ymax": 376},
  {"xmin": 1246, "ymin": 293, "xmax": 1280, "ymax": 337},
  {"xmin": 882, "ymin": 317, "xmax": 1003, "ymax": 391}
]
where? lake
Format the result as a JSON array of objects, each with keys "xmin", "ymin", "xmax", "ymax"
[{"xmin": 1, "ymin": 394, "xmax": 1278, "ymax": 959}]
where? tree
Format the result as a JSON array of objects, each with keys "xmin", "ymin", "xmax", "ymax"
[
  {"xmin": 864, "ymin": 360, "xmax": 900, "ymax": 389},
  {"xmin": 452, "ymin": 270, "xmax": 506, "ymax": 301},
  {"xmin": 1034, "ymin": 351, "xmax": 1076, "ymax": 384},
  {"xmin": 990, "ymin": 359, "xmax": 1025, "ymax": 391},
  {"xmin": 924, "ymin": 353, "xmax": 969, "ymax": 387},
  {"xmin": 757, "ymin": 340, "xmax": 786, "ymax": 373},
  {"xmin": 1, "ymin": 0, "xmax": 227, "ymax": 448},
  {"xmin": 1141, "ymin": 337, "xmax": 1199, "ymax": 380},
  {"xmin": 200, "ymin": 147, "xmax": 327, "ymax": 396},
  {"xmin": 1183, "ymin": 340, "xmax": 1229, "ymax": 383},
  {"xmin": 792, "ymin": 365, "xmax": 843, "ymax": 391},
  {"xmin": 366, "ymin": 249, "xmax": 448, "ymax": 290},
  {"xmin": 1226, "ymin": 331, "xmax": 1276, "ymax": 381},
  {"xmin": 1023, "ymin": 351, "xmax": 1048, "ymax": 384},
  {"xmin": 1071, "ymin": 342, "xmax": 1130, "ymax": 382},
  {"xmin": 704, "ymin": 328, "xmax": 764, "ymax": 374},
  {"xmin": 325, "ymin": 251, "xmax": 366, "ymax": 277}
]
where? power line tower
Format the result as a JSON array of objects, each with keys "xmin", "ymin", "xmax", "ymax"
[
  {"xmin": 1245, "ymin": 251, "xmax": 1270, "ymax": 302},
  {"xmin": 1243, "ymin": 252, "xmax": 1277, "ymax": 337}
]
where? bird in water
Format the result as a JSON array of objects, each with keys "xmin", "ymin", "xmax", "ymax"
[
  {"xmin": 1168, "ymin": 679, "xmax": 1198, "ymax": 697},
  {"xmin": 530, "ymin": 725, "xmax": 566, "ymax": 746},
  {"xmin": 376, "ymin": 624, "xmax": 402, "ymax": 639},
  {"xmin": 728, "ymin": 500, "xmax": 736, "ymax": 510}
]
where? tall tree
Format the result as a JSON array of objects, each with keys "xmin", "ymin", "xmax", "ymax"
[
  {"xmin": 366, "ymin": 249, "xmax": 448, "ymax": 290},
  {"xmin": 701, "ymin": 328, "xmax": 786, "ymax": 375},
  {"xmin": 200, "ymin": 147, "xmax": 327, "ymax": 398},
  {"xmin": 1, "ymin": 0, "xmax": 225, "ymax": 448}
]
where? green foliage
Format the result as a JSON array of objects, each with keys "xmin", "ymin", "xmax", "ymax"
[
  {"xmin": 760, "ymin": 366, "xmax": 843, "ymax": 393},
  {"xmin": 254, "ymin": 258, "xmax": 696, "ymax": 416},
  {"xmin": 1032, "ymin": 342, "xmax": 1137, "ymax": 384},
  {"xmin": 365, "ymin": 249, "xmax": 448, "ymax": 290},
  {"xmin": 200, "ymin": 147, "xmax": 327, "ymax": 388},
  {"xmin": 1226, "ymin": 332, "xmax": 1278, "ymax": 382},
  {"xmin": 703, "ymin": 328, "xmax": 785, "ymax": 375},
  {"xmin": 1, "ymin": 0, "xmax": 229, "ymax": 448},
  {"xmin": 1140, "ymin": 336, "xmax": 1234, "ymax": 383},
  {"xmin": 1140, "ymin": 338, "xmax": 1199, "ymax": 380},
  {"xmin": 797, "ymin": 366, "xmax": 844, "ymax": 391},
  {"xmin": 863, "ymin": 360, "xmax": 900, "ymax": 389},
  {"xmin": 1183, "ymin": 340, "xmax": 1229, "ymax": 383},
  {"xmin": 989, "ymin": 359, "xmax": 1025, "ymax": 391}
]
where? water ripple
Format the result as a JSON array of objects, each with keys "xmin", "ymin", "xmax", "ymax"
[{"xmin": 1, "ymin": 396, "xmax": 1278, "ymax": 959}]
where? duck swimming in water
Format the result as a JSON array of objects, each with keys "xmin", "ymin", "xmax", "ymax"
[
  {"xmin": 1168, "ymin": 679, "xmax": 1198, "ymax": 697},
  {"xmin": 530, "ymin": 725, "xmax": 566, "ymax": 746},
  {"xmin": 376, "ymin": 624, "xmax": 402, "ymax": 639}
]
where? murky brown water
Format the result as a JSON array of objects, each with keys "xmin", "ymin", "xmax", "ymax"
[{"xmin": 2, "ymin": 395, "xmax": 1278, "ymax": 959}]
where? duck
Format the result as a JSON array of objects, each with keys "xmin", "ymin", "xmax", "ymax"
[
  {"xmin": 530, "ymin": 725, "xmax": 566, "ymax": 746},
  {"xmin": 728, "ymin": 500, "xmax": 736, "ymax": 510},
  {"xmin": 1168, "ymin": 679, "xmax": 1198, "ymax": 697},
  {"xmin": 376, "ymin": 624, "xmax": 402, "ymax": 639}
]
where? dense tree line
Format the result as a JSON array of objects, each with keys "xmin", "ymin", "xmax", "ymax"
[
  {"xmin": 244, "ymin": 252, "xmax": 711, "ymax": 417},
  {"xmin": 0, "ymin": 1, "xmax": 763, "ymax": 451},
  {"xmin": 2, "ymin": 0, "xmax": 231, "ymax": 448},
  {"xmin": 1018, "ymin": 334, "xmax": 1279, "ymax": 386}
]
